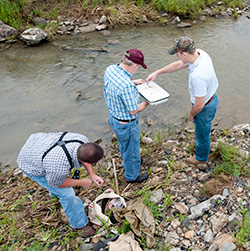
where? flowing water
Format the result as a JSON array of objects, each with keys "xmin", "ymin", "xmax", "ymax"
[{"xmin": 1, "ymin": 17, "xmax": 250, "ymax": 165}]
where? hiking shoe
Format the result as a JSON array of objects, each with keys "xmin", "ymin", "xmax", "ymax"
[
  {"xmin": 186, "ymin": 156, "xmax": 208, "ymax": 165},
  {"xmin": 127, "ymin": 172, "xmax": 149, "ymax": 183},
  {"xmin": 75, "ymin": 223, "xmax": 95, "ymax": 237}
]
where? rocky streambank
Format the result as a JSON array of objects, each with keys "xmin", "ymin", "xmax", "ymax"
[
  {"xmin": 1, "ymin": 0, "xmax": 250, "ymax": 46},
  {"xmin": 1, "ymin": 123, "xmax": 250, "ymax": 250}
]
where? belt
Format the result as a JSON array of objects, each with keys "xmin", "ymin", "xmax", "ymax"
[
  {"xmin": 114, "ymin": 117, "xmax": 136, "ymax": 122},
  {"xmin": 205, "ymin": 95, "xmax": 214, "ymax": 105}
]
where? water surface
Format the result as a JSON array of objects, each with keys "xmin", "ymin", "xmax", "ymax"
[{"xmin": 1, "ymin": 17, "xmax": 250, "ymax": 165}]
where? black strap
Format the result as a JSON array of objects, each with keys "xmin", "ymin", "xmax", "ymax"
[{"xmin": 42, "ymin": 132, "xmax": 84, "ymax": 171}]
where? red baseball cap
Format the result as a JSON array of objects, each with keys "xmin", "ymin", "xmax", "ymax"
[{"xmin": 125, "ymin": 49, "xmax": 147, "ymax": 69}]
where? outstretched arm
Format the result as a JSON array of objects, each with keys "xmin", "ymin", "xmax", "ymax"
[{"xmin": 146, "ymin": 60, "xmax": 188, "ymax": 83}]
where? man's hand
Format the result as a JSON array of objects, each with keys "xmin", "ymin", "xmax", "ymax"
[
  {"xmin": 188, "ymin": 112, "xmax": 194, "ymax": 122},
  {"xmin": 132, "ymin": 79, "xmax": 145, "ymax": 85},
  {"xmin": 90, "ymin": 174, "xmax": 104, "ymax": 186},
  {"xmin": 146, "ymin": 72, "xmax": 158, "ymax": 84}
]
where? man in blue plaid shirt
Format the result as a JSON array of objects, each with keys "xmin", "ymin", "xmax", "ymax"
[
  {"xmin": 17, "ymin": 132, "xmax": 104, "ymax": 237},
  {"xmin": 104, "ymin": 49, "xmax": 149, "ymax": 183}
]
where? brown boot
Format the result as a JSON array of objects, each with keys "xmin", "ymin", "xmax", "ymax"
[
  {"xmin": 186, "ymin": 156, "xmax": 208, "ymax": 165},
  {"xmin": 75, "ymin": 222, "xmax": 96, "ymax": 237}
]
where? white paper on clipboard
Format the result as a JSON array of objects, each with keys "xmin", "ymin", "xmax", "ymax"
[{"xmin": 136, "ymin": 81, "xmax": 170, "ymax": 105}]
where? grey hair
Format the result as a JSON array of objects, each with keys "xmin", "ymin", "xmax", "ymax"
[{"xmin": 121, "ymin": 52, "xmax": 135, "ymax": 67}]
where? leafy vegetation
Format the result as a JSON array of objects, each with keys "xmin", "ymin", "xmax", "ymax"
[
  {"xmin": 0, "ymin": 0, "xmax": 244, "ymax": 30},
  {"xmin": 0, "ymin": 0, "xmax": 27, "ymax": 29}
]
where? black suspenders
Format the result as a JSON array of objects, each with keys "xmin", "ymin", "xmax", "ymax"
[{"xmin": 42, "ymin": 132, "xmax": 84, "ymax": 177}]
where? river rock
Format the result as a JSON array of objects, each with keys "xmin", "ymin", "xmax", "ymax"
[
  {"xmin": 208, "ymin": 242, "xmax": 219, "ymax": 251},
  {"xmin": 21, "ymin": 28, "xmax": 48, "ymax": 45},
  {"xmin": 174, "ymin": 202, "xmax": 188, "ymax": 214},
  {"xmin": 33, "ymin": 17, "xmax": 47, "ymax": 27},
  {"xmin": 150, "ymin": 189, "xmax": 164, "ymax": 204},
  {"xmin": 0, "ymin": 20, "xmax": 19, "ymax": 42},
  {"xmin": 165, "ymin": 231, "xmax": 180, "ymax": 245},
  {"xmin": 96, "ymin": 24, "xmax": 108, "ymax": 31},
  {"xmin": 176, "ymin": 22, "xmax": 192, "ymax": 28},
  {"xmin": 189, "ymin": 195, "xmax": 225, "ymax": 220},
  {"xmin": 142, "ymin": 136, "xmax": 153, "ymax": 144},
  {"xmin": 218, "ymin": 242, "xmax": 236, "ymax": 251},
  {"xmin": 204, "ymin": 229, "xmax": 214, "ymax": 243},
  {"xmin": 99, "ymin": 15, "xmax": 107, "ymax": 24},
  {"xmin": 214, "ymin": 232, "xmax": 234, "ymax": 249},
  {"xmin": 203, "ymin": 7, "xmax": 213, "ymax": 16}
]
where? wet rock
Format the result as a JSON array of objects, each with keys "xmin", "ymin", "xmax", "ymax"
[
  {"xmin": 176, "ymin": 22, "xmax": 192, "ymax": 28},
  {"xmin": 107, "ymin": 39, "xmax": 120, "ymax": 45},
  {"xmin": 142, "ymin": 15, "xmax": 148, "ymax": 23},
  {"xmin": 21, "ymin": 28, "xmax": 47, "ymax": 45},
  {"xmin": 96, "ymin": 24, "xmax": 108, "ymax": 31},
  {"xmin": 0, "ymin": 20, "xmax": 19, "ymax": 42},
  {"xmin": 172, "ymin": 16, "xmax": 181, "ymax": 23},
  {"xmin": 74, "ymin": 23, "xmax": 97, "ymax": 34}
]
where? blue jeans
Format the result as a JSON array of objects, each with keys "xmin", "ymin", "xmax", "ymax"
[
  {"xmin": 108, "ymin": 114, "xmax": 141, "ymax": 181},
  {"xmin": 193, "ymin": 93, "xmax": 219, "ymax": 162},
  {"xmin": 23, "ymin": 171, "xmax": 88, "ymax": 229}
]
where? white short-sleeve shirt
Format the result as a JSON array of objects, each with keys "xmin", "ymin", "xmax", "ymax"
[{"xmin": 187, "ymin": 49, "xmax": 218, "ymax": 104}]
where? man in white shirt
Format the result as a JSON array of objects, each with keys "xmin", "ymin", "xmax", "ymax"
[{"xmin": 146, "ymin": 36, "xmax": 219, "ymax": 166}]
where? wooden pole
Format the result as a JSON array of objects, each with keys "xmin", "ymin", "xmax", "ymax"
[{"xmin": 112, "ymin": 158, "xmax": 119, "ymax": 195}]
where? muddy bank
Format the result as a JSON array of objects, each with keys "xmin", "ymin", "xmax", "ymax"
[{"xmin": 1, "ymin": 123, "xmax": 250, "ymax": 250}]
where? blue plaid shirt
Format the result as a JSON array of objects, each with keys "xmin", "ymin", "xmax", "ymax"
[
  {"xmin": 17, "ymin": 132, "xmax": 88, "ymax": 187},
  {"xmin": 104, "ymin": 64, "xmax": 140, "ymax": 120}
]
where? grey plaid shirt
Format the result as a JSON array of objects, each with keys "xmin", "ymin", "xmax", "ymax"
[{"xmin": 17, "ymin": 132, "xmax": 88, "ymax": 187}]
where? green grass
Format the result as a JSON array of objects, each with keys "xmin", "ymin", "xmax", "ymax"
[
  {"xmin": 234, "ymin": 211, "xmax": 250, "ymax": 248},
  {"xmin": 0, "ymin": 0, "xmax": 27, "ymax": 29},
  {"xmin": 212, "ymin": 142, "xmax": 249, "ymax": 177}
]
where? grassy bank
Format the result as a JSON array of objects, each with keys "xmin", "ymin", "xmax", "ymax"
[
  {"xmin": 0, "ymin": 0, "xmax": 243, "ymax": 31},
  {"xmin": 1, "ymin": 125, "xmax": 250, "ymax": 250}
]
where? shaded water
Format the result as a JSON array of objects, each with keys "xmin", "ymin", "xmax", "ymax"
[{"xmin": 1, "ymin": 17, "xmax": 250, "ymax": 165}]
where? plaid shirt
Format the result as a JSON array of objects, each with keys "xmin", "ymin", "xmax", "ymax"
[
  {"xmin": 104, "ymin": 64, "xmax": 140, "ymax": 120},
  {"xmin": 17, "ymin": 132, "xmax": 88, "ymax": 187}
]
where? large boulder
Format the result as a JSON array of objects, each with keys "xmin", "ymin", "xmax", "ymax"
[
  {"xmin": 0, "ymin": 20, "xmax": 19, "ymax": 42},
  {"xmin": 20, "ymin": 27, "xmax": 48, "ymax": 45}
]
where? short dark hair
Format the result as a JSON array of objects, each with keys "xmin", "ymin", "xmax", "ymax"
[{"xmin": 77, "ymin": 143, "xmax": 104, "ymax": 163}]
